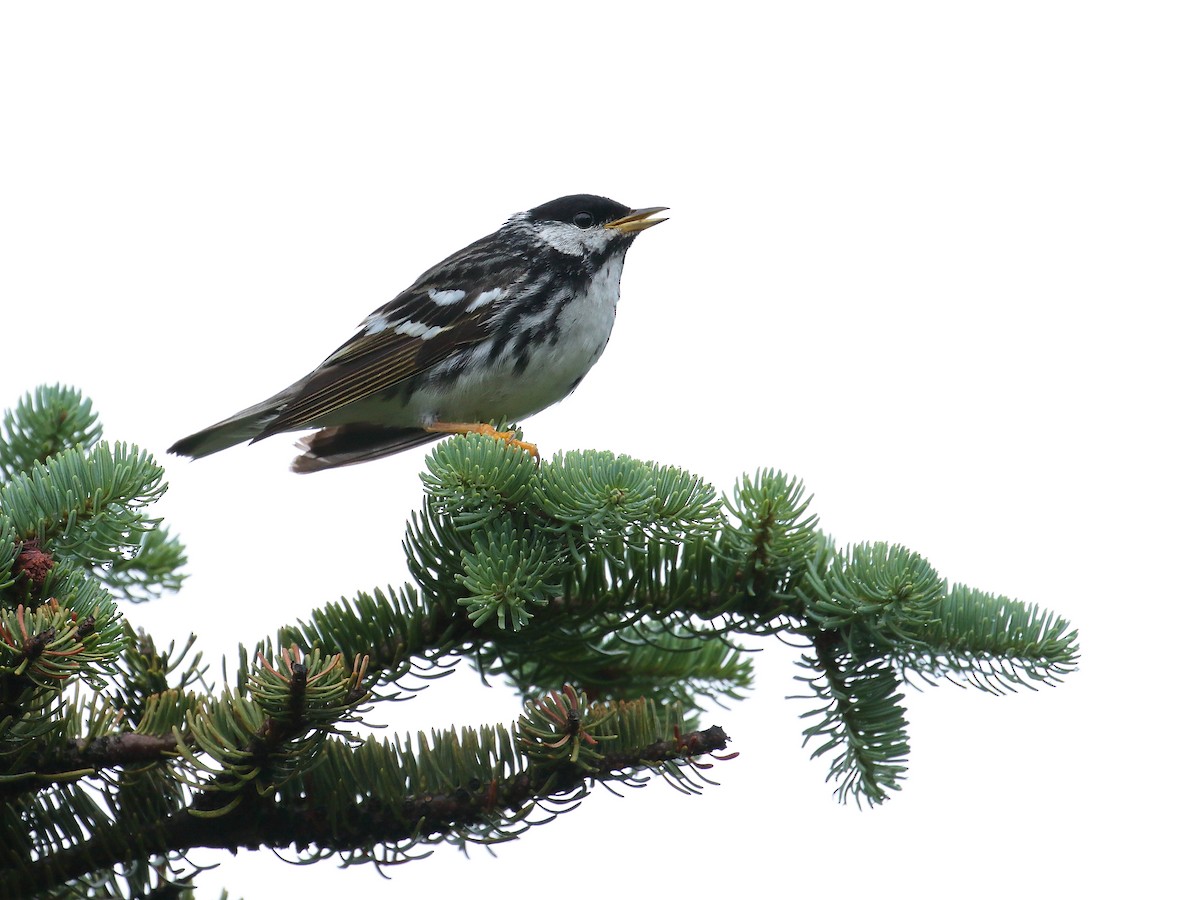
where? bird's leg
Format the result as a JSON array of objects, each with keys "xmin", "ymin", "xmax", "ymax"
[{"xmin": 424, "ymin": 421, "xmax": 540, "ymax": 461}]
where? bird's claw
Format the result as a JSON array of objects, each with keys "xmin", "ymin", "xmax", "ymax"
[
  {"xmin": 477, "ymin": 424, "xmax": 540, "ymax": 463},
  {"xmin": 425, "ymin": 421, "xmax": 540, "ymax": 463}
]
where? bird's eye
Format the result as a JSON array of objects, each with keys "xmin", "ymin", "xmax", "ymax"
[{"xmin": 572, "ymin": 211, "xmax": 595, "ymax": 228}]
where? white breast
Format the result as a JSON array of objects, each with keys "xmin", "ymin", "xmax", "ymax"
[
  {"xmin": 554, "ymin": 252, "xmax": 624, "ymax": 367},
  {"xmin": 418, "ymin": 251, "xmax": 628, "ymax": 424}
]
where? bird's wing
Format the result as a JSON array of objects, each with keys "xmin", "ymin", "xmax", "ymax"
[{"xmin": 258, "ymin": 239, "xmax": 527, "ymax": 436}]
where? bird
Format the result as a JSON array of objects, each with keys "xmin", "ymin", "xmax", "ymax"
[{"xmin": 168, "ymin": 194, "xmax": 667, "ymax": 473}]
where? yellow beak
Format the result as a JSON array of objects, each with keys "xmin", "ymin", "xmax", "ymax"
[{"xmin": 605, "ymin": 206, "xmax": 669, "ymax": 234}]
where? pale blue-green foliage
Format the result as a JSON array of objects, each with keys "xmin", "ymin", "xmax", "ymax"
[
  {"xmin": 411, "ymin": 439, "xmax": 726, "ymax": 630},
  {"xmin": 410, "ymin": 439, "xmax": 1078, "ymax": 808},
  {"xmin": 421, "ymin": 431, "xmax": 538, "ymax": 529},
  {"xmin": 798, "ymin": 658, "xmax": 909, "ymax": 806},
  {"xmin": 487, "ymin": 625, "xmax": 752, "ymax": 724},
  {"xmin": 1, "ymin": 388, "xmax": 195, "ymax": 898},
  {"xmin": 0, "ymin": 435, "xmax": 173, "ymax": 694},
  {"xmin": 648, "ymin": 462, "xmax": 724, "ymax": 534},
  {"xmin": 33, "ymin": 563, "xmax": 126, "ymax": 638},
  {"xmin": 0, "ymin": 384, "xmax": 102, "ymax": 480},
  {"xmin": 536, "ymin": 449, "xmax": 722, "ymax": 543},
  {"xmin": 721, "ymin": 468, "xmax": 822, "ymax": 598},
  {"xmin": 362, "ymin": 725, "xmax": 520, "ymax": 793},
  {"xmin": 0, "ymin": 387, "xmax": 185, "ymax": 598},
  {"xmin": 518, "ymin": 689, "xmax": 705, "ymax": 793},
  {"xmin": 895, "ymin": 584, "xmax": 1079, "ymax": 693},
  {"xmin": 794, "ymin": 551, "xmax": 1080, "ymax": 804},
  {"xmin": 0, "ymin": 581, "xmax": 127, "ymax": 769},
  {"xmin": 536, "ymin": 449, "xmax": 659, "ymax": 535},
  {"xmin": 23, "ymin": 442, "xmax": 158, "ymax": 547},
  {"xmin": 277, "ymin": 582, "xmax": 457, "ymax": 693},
  {"xmin": 0, "ymin": 515, "xmax": 17, "ymax": 590},
  {"xmin": 1, "ymin": 378, "xmax": 1082, "ymax": 895},
  {"xmin": 421, "ymin": 438, "xmax": 722, "ymax": 545},
  {"xmin": 0, "ymin": 386, "xmax": 188, "ymax": 793},
  {"xmin": 806, "ymin": 542, "xmax": 944, "ymax": 651},
  {"xmin": 401, "ymin": 440, "xmax": 759, "ymax": 735},
  {"xmin": 100, "ymin": 525, "xmax": 188, "ymax": 603},
  {"xmin": 457, "ymin": 518, "xmax": 568, "ymax": 630},
  {"xmin": 0, "ymin": 442, "xmax": 165, "ymax": 564},
  {"xmin": 105, "ymin": 626, "xmax": 207, "ymax": 739},
  {"xmin": 134, "ymin": 688, "xmax": 196, "ymax": 736}
]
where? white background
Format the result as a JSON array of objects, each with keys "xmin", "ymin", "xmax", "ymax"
[{"xmin": 2, "ymin": 2, "xmax": 1196, "ymax": 896}]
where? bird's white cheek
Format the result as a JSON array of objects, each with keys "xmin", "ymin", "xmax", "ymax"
[
  {"xmin": 533, "ymin": 221, "xmax": 619, "ymax": 256},
  {"xmin": 533, "ymin": 222, "xmax": 586, "ymax": 255}
]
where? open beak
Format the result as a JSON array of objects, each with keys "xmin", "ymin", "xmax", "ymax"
[{"xmin": 605, "ymin": 206, "xmax": 669, "ymax": 234}]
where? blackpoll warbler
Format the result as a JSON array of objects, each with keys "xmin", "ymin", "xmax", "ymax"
[{"xmin": 168, "ymin": 195, "xmax": 666, "ymax": 472}]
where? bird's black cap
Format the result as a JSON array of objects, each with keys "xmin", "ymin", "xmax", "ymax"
[{"xmin": 528, "ymin": 194, "xmax": 632, "ymax": 227}]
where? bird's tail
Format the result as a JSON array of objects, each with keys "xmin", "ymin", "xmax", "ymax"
[
  {"xmin": 290, "ymin": 424, "xmax": 441, "ymax": 473},
  {"xmin": 167, "ymin": 396, "xmax": 285, "ymax": 460}
]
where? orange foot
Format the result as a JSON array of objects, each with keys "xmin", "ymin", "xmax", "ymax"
[{"xmin": 424, "ymin": 421, "xmax": 540, "ymax": 462}]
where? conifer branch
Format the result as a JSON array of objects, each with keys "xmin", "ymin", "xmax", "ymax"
[
  {"xmin": 0, "ymin": 386, "xmax": 1081, "ymax": 897},
  {"xmin": 8, "ymin": 720, "xmax": 729, "ymax": 896},
  {"xmin": 0, "ymin": 732, "xmax": 182, "ymax": 797}
]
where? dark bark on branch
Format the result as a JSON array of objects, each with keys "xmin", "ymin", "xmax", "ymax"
[
  {"xmin": 8, "ymin": 726, "xmax": 729, "ymax": 898},
  {"xmin": 0, "ymin": 733, "xmax": 181, "ymax": 804}
]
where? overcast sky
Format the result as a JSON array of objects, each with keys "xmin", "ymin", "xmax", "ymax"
[{"xmin": 2, "ymin": 2, "xmax": 1196, "ymax": 897}]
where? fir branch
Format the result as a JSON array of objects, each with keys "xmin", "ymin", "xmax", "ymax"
[
  {"xmin": 1, "ymin": 385, "xmax": 1082, "ymax": 895},
  {"xmin": 0, "ymin": 441, "xmax": 166, "ymax": 566},
  {"xmin": 285, "ymin": 441, "xmax": 1077, "ymax": 806},
  {"xmin": 182, "ymin": 646, "xmax": 370, "ymax": 812},
  {"xmin": 0, "ymin": 385, "xmax": 102, "ymax": 480},
  {"xmin": 8, "ymin": 709, "xmax": 730, "ymax": 896},
  {"xmin": 0, "ymin": 732, "xmax": 182, "ymax": 801},
  {"xmin": 797, "ymin": 635, "xmax": 910, "ymax": 807},
  {"xmin": 0, "ymin": 514, "xmax": 20, "ymax": 592},
  {"xmin": 276, "ymin": 582, "xmax": 472, "ymax": 694},
  {"xmin": 420, "ymin": 432, "xmax": 538, "ymax": 529},
  {"xmin": 896, "ymin": 584, "xmax": 1080, "ymax": 693},
  {"xmin": 721, "ymin": 469, "xmax": 821, "ymax": 606},
  {"xmin": 96, "ymin": 526, "xmax": 188, "ymax": 604},
  {"xmin": 0, "ymin": 595, "xmax": 122, "ymax": 733},
  {"xmin": 457, "ymin": 518, "xmax": 568, "ymax": 631},
  {"xmin": 108, "ymin": 627, "xmax": 207, "ymax": 728},
  {"xmin": 804, "ymin": 542, "xmax": 943, "ymax": 652},
  {"xmin": 485, "ymin": 625, "xmax": 753, "ymax": 717}
]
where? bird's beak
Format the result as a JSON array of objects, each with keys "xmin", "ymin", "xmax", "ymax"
[{"xmin": 605, "ymin": 206, "xmax": 669, "ymax": 234}]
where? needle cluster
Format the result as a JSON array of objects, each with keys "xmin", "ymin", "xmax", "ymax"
[{"xmin": 0, "ymin": 386, "xmax": 1078, "ymax": 897}]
